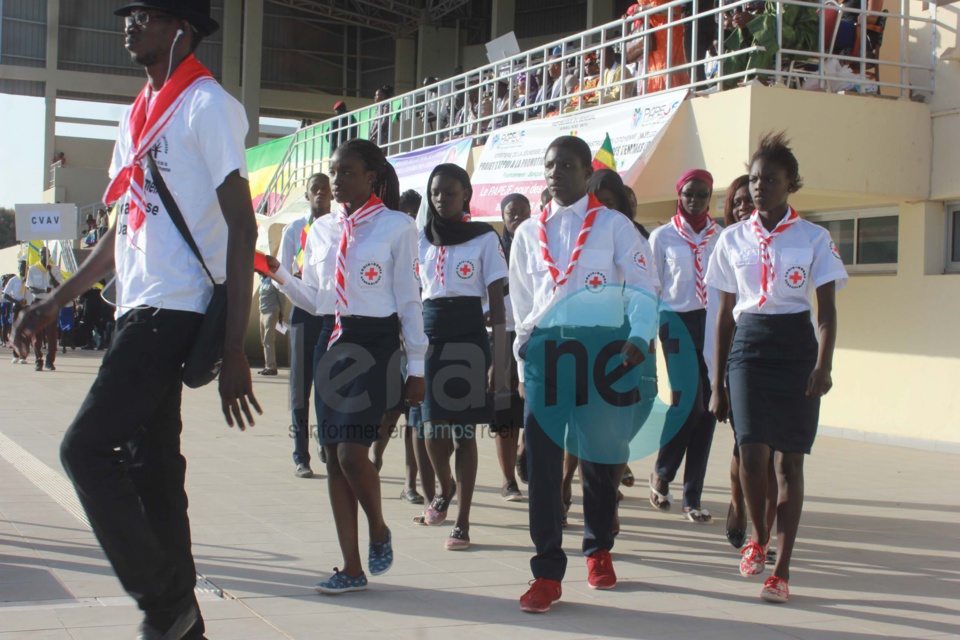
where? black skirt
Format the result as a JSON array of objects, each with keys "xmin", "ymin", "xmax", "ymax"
[
  {"xmin": 728, "ymin": 312, "xmax": 820, "ymax": 454},
  {"xmin": 313, "ymin": 314, "xmax": 403, "ymax": 447},
  {"xmin": 421, "ymin": 296, "xmax": 493, "ymax": 428}
]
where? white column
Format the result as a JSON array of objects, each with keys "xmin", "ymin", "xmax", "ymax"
[
  {"xmin": 394, "ymin": 37, "xmax": 417, "ymax": 95},
  {"xmin": 241, "ymin": 0, "xmax": 264, "ymax": 148}
]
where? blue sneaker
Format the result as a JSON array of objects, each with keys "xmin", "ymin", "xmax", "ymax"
[
  {"xmin": 314, "ymin": 568, "xmax": 368, "ymax": 595},
  {"xmin": 368, "ymin": 529, "xmax": 393, "ymax": 576}
]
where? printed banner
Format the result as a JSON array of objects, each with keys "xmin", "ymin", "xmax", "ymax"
[
  {"xmin": 469, "ymin": 89, "xmax": 688, "ymax": 220},
  {"xmin": 388, "ymin": 137, "xmax": 474, "ymax": 198}
]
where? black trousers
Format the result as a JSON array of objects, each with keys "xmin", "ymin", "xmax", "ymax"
[
  {"xmin": 289, "ymin": 307, "xmax": 325, "ymax": 466},
  {"xmin": 521, "ymin": 328, "xmax": 621, "ymax": 582},
  {"xmin": 654, "ymin": 309, "xmax": 717, "ymax": 508},
  {"xmin": 60, "ymin": 308, "xmax": 204, "ymax": 632}
]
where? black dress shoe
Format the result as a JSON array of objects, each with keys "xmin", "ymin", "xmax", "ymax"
[{"xmin": 137, "ymin": 600, "xmax": 200, "ymax": 640}]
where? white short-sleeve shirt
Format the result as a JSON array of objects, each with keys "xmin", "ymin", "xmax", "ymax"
[
  {"xmin": 418, "ymin": 230, "xmax": 508, "ymax": 303},
  {"xmin": 508, "ymin": 196, "xmax": 660, "ymax": 382},
  {"xmin": 3, "ymin": 275, "xmax": 25, "ymax": 303},
  {"xmin": 649, "ymin": 221, "xmax": 720, "ymax": 313},
  {"xmin": 705, "ymin": 215, "xmax": 848, "ymax": 322},
  {"xmin": 110, "ymin": 81, "xmax": 249, "ymax": 318},
  {"xmin": 275, "ymin": 207, "xmax": 429, "ymax": 376}
]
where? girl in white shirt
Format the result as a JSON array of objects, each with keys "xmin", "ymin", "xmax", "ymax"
[
  {"xmin": 267, "ymin": 139, "xmax": 427, "ymax": 594},
  {"xmin": 706, "ymin": 132, "xmax": 847, "ymax": 604},
  {"xmin": 648, "ymin": 168, "xmax": 720, "ymax": 524},
  {"xmin": 418, "ymin": 164, "xmax": 509, "ymax": 551}
]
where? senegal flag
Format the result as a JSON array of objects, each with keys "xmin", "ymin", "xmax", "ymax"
[{"xmin": 592, "ymin": 133, "xmax": 616, "ymax": 172}]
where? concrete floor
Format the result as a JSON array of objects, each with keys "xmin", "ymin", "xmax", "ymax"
[{"xmin": 0, "ymin": 348, "xmax": 958, "ymax": 639}]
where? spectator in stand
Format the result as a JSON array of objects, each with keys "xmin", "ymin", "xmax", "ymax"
[
  {"xmin": 624, "ymin": 1, "xmax": 690, "ymax": 95},
  {"xmin": 26, "ymin": 248, "xmax": 62, "ymax": 371},
  {"xmin": 684, "ymin": 1, "xmax": 718, "ymax": 84},
  {"xmin": 600, "ymin": 45, "xmax": 631, "ymax": 103},
  {"xmin": 257, "ymin": 274, "xmax": 281, "ymax": 376},
  {"xmin": 83, "ymin": 214, "xmax": 99, "ymax": 248},
  {"xmin": 723, "ymin": 1, "xmax": 820, "ymax": 87},
  {"xmin": 533, "ymin": 54, "xmax": 569, "ymax": 117},
  {"xmin": 327, "ymin": 101, "xmax": 357, "ymax": 153},
  {"xmin": 368, "ymin": 85, "xmax": 394, "ymax": 147},
  {"xmin": 566, "ymin": 52, "xmax": 603, "ymax": 112},
  {"xmin": 52, "ymin": 151, "xmax": 67, "ymax": 166}
]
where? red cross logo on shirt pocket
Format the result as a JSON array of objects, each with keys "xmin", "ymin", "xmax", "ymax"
[
  {"xmin": 585, "ymin": 271, "xmax": 607, "ymax": 293},
  {"xmin": 360, "ymin": 262, "xmax": 383, "ymax": 285},
  {"xmin": 784, "ymin": 266, "xmax": 807, "ymax": 289},
  {"xmin": 455, "ymin": 260, "xmax": 476, "ymax": 279}
]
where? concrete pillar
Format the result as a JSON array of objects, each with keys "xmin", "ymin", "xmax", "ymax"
[
  {"xmin": 586, "ymin": 0, "xmax": 615, "ymax": 28},
  {"xmin": 394, "ymin": 37, "xmax": 417, "ymax": 95},
  {"xmin": 43, "ymin": 0, "xmax": 60, "ymax": 195},
  {"xmin": 416, "ymin": 26, "xmax": 459, "ymax": 81},
  {"xmin": 221, "ymin": 0, "xmax": 243, "ymax": 100},
  {"xmin": 491, "ymin": 0, "xmax": 515, "ymax": 39},
  {"xmin": 241, "ymin": 0, "xmax": 264, "ymax": 148}
]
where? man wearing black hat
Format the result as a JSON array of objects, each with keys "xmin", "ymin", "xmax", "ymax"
[{"xmin": 14, "ymin": 2, "xmax": 259, "ymax": 639}]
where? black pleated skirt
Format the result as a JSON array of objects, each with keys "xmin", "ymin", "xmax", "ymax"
[
  {"xmin": 313, "ymin": 314, "xmax": 402, "ymax": 447},
  {"xmin": 421, "ymin": 296, "xmax": 493, "ymax": 428},
  {"xmin": 728, "ymin": 312, "xmax": 820, "ymax": 454}
]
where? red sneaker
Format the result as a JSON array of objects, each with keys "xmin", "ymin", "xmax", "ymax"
[
  {"xmin": 520, "ymin": 578, "xmax": 562, "ymax": 613},
  {"xmin": 760, "ymin": 575, "xmax": 789, "ymax": 603},
  {"xmin": 586, "ymin": 549, "xmax": 617, "ymax": 589},
  {"xmin": 740, "ymin": 539, "xmax": 767, "ymax": 577}
]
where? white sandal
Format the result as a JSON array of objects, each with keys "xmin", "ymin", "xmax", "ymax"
[
  {"xmin": 682, "ymin": 508, "xmax": 713, "ymax": 524},
  {"xmin": 648, "ymin": 473, "xmax": 672, "ymax": 512}
]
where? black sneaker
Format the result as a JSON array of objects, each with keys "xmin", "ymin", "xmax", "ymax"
[
  {"xmin": 501, "ymin": 480, "xmax": 523, "ymax": 502},
  {"xmin": 44, "ymin": 362, "xmax": 55, "ymax": 371},
  {"xmin": 34, "ymin": 360, "xmax": 43, "ymax": 371},
  {"xmin": 137, "ymin": 597, "xmax": 200, "ymax": 640}
]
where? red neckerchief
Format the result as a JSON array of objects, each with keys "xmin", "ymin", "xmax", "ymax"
[
  {"xmin": 103, "ymin": 55, "xmax": 214, "ymax": 244},
  {"xmin": 750, "ymin": 207, "xmax": 800, "ymax": 308},
  {"xmin": 329, "ymin": 194, "xmax": 386, "ymax": 347},
  {"xmin": 538, "ymin": 193, "xmax": 604, "ymax": 291},
  {"xmin": 671, "ymin": 214, "xmax": 716, "ymax": 307}
]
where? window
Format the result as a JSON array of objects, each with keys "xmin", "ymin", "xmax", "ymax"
[
  {"xmin": 806, "ymin": 208, "xmax": 899, "ymax": 274},
  {"xmin": 947, "ymin": 204, "xmax": 960, "ymax": 273}
]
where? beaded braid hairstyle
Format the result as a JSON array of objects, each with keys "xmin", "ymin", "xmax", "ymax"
[{"xmin": 335, "ymin": 139, "xmax": 401, "ymax": 210}]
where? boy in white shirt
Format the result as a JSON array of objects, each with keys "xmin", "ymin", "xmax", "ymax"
[
  {"xmin": 26, "ymin": 248, "xmax": 62, "ymax": 371},
  {"xmin": 509, "ymin": 135, "xmax": 659, "ymax": 613}
]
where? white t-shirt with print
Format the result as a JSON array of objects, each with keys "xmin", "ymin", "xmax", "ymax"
[
  {"xmin": 418, "ymin": 230, "xmax": 508, "ymax": 303},
  {"xmin": 705, "ymin": 216, "xmax": 848, "ymax": 323},
  {"xmin": 109, "ymin": 81, "xmax": 249, "ymax": 318}
]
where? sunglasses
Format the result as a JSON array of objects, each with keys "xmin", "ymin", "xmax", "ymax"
[{"xmin": 124, "ymin": 10, "xmax": 176, "ymax": 29}]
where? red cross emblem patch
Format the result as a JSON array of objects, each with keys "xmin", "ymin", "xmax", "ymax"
[
  {"xmin": 413, "ymin": 258, "xmax": 420, "ymax": 279},
  {"xmin": 455, "ymin": 260, "xmax": 476, "ymax": 279},
  {"xmin": 829, "ymin": 241, "xmax": 843, "ymax": 261},
  {"xmin": 784, "ymin": 266, "xmax": 807, "ymax": 289},
  {"xmin": 585, "ymin": 271, "xmax": 607, "ymax": 293},
  {"xmin": 360, "ymin": 262, "xmax": 383, "ymax": 285},
  {"xmin": 498, "ymin": 244, "xmax": 505, "ymax": 258},
  {"xmin": 633, "ymin": 251, "xmax": 648, "ymax": 271}
]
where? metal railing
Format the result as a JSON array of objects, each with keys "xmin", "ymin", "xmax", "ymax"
[{"xmin": 256, "ymin": 0, "xmax": 938, "ymax": 217}]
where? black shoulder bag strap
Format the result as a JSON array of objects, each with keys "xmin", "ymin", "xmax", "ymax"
[{"xmin": 145, "ymin": 153, "xmax": 216, "ymax": 286}]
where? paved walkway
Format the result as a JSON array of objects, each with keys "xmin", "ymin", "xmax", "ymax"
[{"xmin": 0, "ymin": 349, "xmax": 958, "ymax": 639}]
